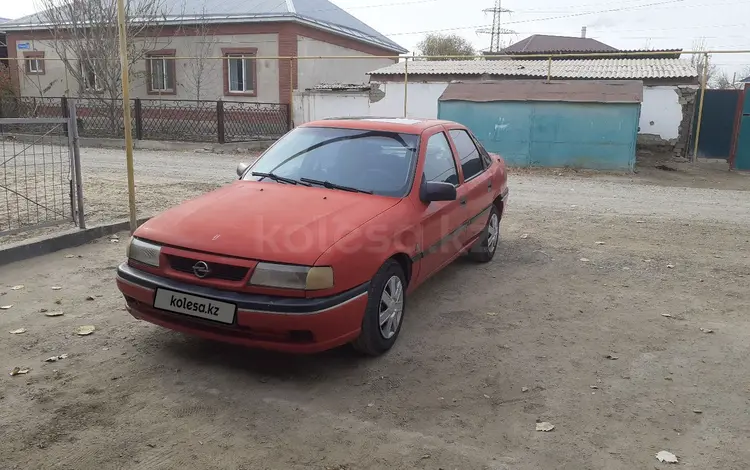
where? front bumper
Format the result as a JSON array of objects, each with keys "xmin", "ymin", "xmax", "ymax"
[{"xmin": 116, "ymin": 263, "xmax": 369, "ymax": 353}]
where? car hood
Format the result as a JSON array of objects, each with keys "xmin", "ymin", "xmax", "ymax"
[{"xmin": 135, "ymin": 181, "xmax": 401, "ymax": 265}]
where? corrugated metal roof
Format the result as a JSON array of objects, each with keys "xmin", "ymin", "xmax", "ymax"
[
  {"xmin": 439, "ymin": 80, "xmax": 643, "ymax": 103},
  {"xmin": 369, "ymin": 59, "xmax": 698, "ymax": 80},
  {"xmin": 485, "ymin": 49, "xmax": 683, "ymax": 59},
  {"xmin": 1, "ymin": 0, "xmax": 406, "ymax": 53},
  {"xmin": 503, "ymin": 35, "xmax": 617, "ymax": 54}
]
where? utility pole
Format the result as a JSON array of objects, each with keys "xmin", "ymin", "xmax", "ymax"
[
  {"xmin": 117, "ymin": 0, "xmax": 137, "ymax": 233},
  {"xmin": 476, "ymin": 0, "xmax": 516, "ymax": 53}
]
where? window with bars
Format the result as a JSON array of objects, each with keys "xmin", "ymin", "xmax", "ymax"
[
  {"xmin": 147, "ymin": 51, "xmax": 176, "ymax": 94},
  {"xmin": 223, "ymin": 49, "xmax": 257, "ymax": 96}
]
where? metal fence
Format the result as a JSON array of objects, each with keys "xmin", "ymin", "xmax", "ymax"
[
  {"xmin": 0, "ymin": 96, "xmax": 290, "ymax": 143},
  {"xmin": 0, "ymin": 109, "xmax": 85, "ymax": 235}
]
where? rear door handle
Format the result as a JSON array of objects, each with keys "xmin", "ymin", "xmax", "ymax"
[{"xmin": 487, "ymin": 180, "xmax": 492, "ymax": 191}]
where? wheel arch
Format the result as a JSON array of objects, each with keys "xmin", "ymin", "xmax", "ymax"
[
  {"xmin": 493, "ymin": 195, "xmax": 505, "ymax": 219},
  {"xmin": 389, "ymin": 252, "xmax": 413, "ymax": 287}
]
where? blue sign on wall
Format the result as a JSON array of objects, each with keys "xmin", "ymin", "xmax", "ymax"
[{"xmin": 17, "ymin": 42, "xmax": 31, "ymax": 50}]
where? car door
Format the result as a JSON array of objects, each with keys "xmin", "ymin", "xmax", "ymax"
[
  {"xmin": 447, "ymin": 127, "xmax": 495, "ymax": 245},
  {"xmin": 414, "ymin": 128, "xmax": 468, "ymax": 280}
]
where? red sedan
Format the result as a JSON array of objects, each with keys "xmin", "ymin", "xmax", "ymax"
[{"xmin": 116, "ymin": 118, "xmax": 509, "ymax": 356}]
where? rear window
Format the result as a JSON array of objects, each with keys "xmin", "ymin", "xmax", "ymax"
[{"xmin": 245, "ymin": 127, "xmax": 420, "ymax": 197}]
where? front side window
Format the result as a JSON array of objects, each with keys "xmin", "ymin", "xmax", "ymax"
[
  {"xmin": 226, "ymin": 55, "xmax": 255, "ymax": 93},
  {"xmin": 422, "ymin": 132, "xmax": 458, "ymax": 185},
  {"xmin": 148, "ymin": 54, "xmax": 175, "ymax": 92},
  {"xmin": 243, "ymin": 127, "xmax": 420, "ymax": 197},
  {"xmin": 449, "ymin": 129, "xmax": 485, "ymax": 180}
]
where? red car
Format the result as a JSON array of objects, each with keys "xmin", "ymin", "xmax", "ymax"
[{"xmin": 116, "ymin": 118, "xmax": 508, "ymax": 356}]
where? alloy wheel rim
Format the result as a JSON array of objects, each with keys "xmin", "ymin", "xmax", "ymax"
[
  {"xmin": 487, "ymin": 213, "xmax": 499, "ymax": 251},
  {"xmin": 379, "ymin": 275, "xmax": 404, "ymax": 340}
]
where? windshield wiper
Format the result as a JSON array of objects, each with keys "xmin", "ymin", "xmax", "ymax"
[
  {"xmin": 252, "ymin": 171, "xmax": 308, "ymax": 186},
  {"xmin": 300, "ymin": 178, "xmax": 373, "ymax": 194}
]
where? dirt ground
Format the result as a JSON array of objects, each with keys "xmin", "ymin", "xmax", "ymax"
[
  {"xmin": 2, "ymin": 152, "xmax": 750, "ymax": 469},
  {"xmin": 3, "ymin": 144, "xmax": 749, "ymax": 248}
]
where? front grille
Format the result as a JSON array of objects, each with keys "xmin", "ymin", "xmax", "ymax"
[{"xmin": 166, "ymin": 255, "xmax": 249, "ymax": 282}]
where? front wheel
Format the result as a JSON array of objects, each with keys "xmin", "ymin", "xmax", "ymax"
[
  {"xmin": 468, "ymin": 205, "xmax": 500, "ymax": 263},
  {"xmin": 352, "ymin": 260, "xmax": 406, "ymax": 356}
]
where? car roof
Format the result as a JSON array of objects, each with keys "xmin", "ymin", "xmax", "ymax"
[{"xmin": 299, "ymin": 117, "xmax": 460, "ymax": 133}]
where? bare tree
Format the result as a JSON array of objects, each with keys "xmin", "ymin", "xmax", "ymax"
[
  {"xmin": 0, "ymin": 64, "xmax": 17, "ymax": 98},
  {"xmin": 179, "ymin": 7, "xmax": 219, "ymax": 101},
  {"xmin": 690, "ymin": 38, "xmax": 717, "ymax": 85},
  {"xmin": 710, "ymin": 65, "xmax": 750, "ymax": 89},
  {"xmin": 711, "ymin": 70, "xmax": 735, "ymax": 89},
  {"xmin": 35, "ymin": 0, "xmax": 170, "ymax": 134}
]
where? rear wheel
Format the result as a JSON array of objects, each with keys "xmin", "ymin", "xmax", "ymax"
[
  {"xmin": 352, "ymin": 260, "xmax": 406, "ymax": 356},
  {"xmin": 468, "ymin": 205, "xmax": 500, "ymax": 263}
]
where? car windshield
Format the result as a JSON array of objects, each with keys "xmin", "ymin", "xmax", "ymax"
[{"xmin": 243, "ymin": 126, "xmax": 420, "ymax": 197}]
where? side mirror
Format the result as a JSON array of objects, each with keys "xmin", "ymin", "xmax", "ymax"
[
  {"xmin": 236, "ymin": 162, "xmax": 249, "ymax": 177},
  {"xmin": 420, "ymin": 181, "xmax": 457, "ymax": 204}
]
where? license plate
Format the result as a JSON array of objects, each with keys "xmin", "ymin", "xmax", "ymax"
[{"xmin": 153, "ymin": 288, "xmax": 236, "ymax": 324}]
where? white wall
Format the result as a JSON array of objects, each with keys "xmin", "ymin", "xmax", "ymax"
[
  {"xmin": 369, "ymin": 81, "xmax": 448, "ymax": 119},
  {"xmin": 292, "ymin": 81, "xmax": 449, "ymax": 124},
  {"xmin": 294, "ymin": 81, "xmax": 693, "ymax": 144},
  {"xmin": 297, "ymin": 37, "xmax": 395, "ymax": 91},
  {"xmin": 639, "ymin": 86, "xmax": 692, "ymax": 141},
  {"xmin": 293, "ymin": 90, "xmax": 371, "ymax": 124}
]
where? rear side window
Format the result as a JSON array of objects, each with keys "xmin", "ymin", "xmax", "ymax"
[
  {"xmin": 422, "ymin": 132, "xmax": 458, "ymax": 185},
  {"xmin": 473, "ymin": 137, "xmax": 493, "ymax": 167},
  {"xmin": 449, "ymin": 129, "xmax": 485, "ymax": 180}
]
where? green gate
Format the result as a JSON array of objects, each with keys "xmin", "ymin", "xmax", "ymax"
[
  {"xmin": 731, "ymin": 84, "xmax": 750, "ymax": 171},
  {"xmin": 692, "ymin": 89, "xmax": 742, "ymax": 159}
]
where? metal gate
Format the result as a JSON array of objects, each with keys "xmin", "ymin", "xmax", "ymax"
[
  {"xmin": 0, "ymin": 104, "xmax": 85, "ymax": 235},
  {"xmin": 691, "ymin": 89, "xmax": 743, "ymax": 159},
  {"xmin": 731, "ymin": 84, "xmax": 750, "ymax": 171}
]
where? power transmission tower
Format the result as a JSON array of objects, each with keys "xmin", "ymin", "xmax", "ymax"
[{"xmin": 476, "ymin": 0, "xmax": 516, "ymax": 52}]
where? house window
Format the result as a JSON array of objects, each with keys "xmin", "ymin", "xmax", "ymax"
[
  {"xmin": 81, "ymin": 61, "xmax": 103, "ymax": 91},
  {"xmin": 147, "ymin": 50, "xmax": 176, "ymax": 94},
  {"xmin": 222, "ymin": 48, "xmax": 257, "ymax": 96},
  {"xmin": 24, "ymin": 52, "xmax": 45, "ymax": 75}
]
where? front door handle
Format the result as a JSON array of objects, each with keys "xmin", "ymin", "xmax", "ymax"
[{"xmin": 460, "ymin": 197, "xmax": 467, "ymax": 205}]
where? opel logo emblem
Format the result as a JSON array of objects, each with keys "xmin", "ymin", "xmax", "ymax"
[{"xmin": 192, "ymin": 261, "xmax": 210, "ymax": 278}]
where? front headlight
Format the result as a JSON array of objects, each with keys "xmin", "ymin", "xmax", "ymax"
[
  {"xmin": 250, "ymin": 263, "xmax": 334, "ymax": 290},
  {"xmin": 127, "ymin": 237, "xmax": 162, "ymax": 267}
]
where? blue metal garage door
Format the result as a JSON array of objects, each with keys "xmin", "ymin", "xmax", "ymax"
[{"xmin": 438, "ymin": 100, "xmax": 640, "ymax": 171}]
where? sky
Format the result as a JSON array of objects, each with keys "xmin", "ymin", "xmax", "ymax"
[{"xmin": 3, "ymin": 0, "xmax": 749, "ymax": 77}]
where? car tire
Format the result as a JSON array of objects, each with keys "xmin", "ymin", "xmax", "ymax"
[
  {"xmin": 352, "ymin": 259, "xmax": 406, "ymax": 356},
  {"xmin": 468, "ymin": 205, "xmax": 501, "ymax": 263}
]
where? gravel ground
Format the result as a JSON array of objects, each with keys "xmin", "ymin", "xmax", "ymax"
[{"xmin": 1, "ymin": 149, "xmax": 750, "ymax": 469}]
